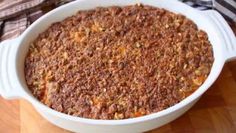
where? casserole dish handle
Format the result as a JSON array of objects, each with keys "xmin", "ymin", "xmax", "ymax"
[
  {"xmin": 203, "ymin": 10, "xmax": 236, "ymax": 62},
  {"xmin": 0, "ymin": 37, "xmax": 25, "ymax": 99}
]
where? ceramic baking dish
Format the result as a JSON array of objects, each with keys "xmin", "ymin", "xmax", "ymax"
[{"xmin": 0, "ymin": 0, "xmax": 236, "ymax": 132}]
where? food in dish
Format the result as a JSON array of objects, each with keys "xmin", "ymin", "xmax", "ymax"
[{"xmin": 25, "ymin": 5, "xmax": 214, "ymax": 120}]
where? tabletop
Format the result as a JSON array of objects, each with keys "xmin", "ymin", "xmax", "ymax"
[{"xmin": 0, "ymin": 20, "xmax": 236, "ymax": 133}]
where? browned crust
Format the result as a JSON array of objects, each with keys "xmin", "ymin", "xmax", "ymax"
[{"xmin": 25, "ymin": 5, "xmax": 214, "ymax": 120}]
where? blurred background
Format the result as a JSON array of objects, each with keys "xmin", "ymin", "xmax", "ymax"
[{"xmin": 0, "ymin": 0, "xmax": 235, "ymax": 133}]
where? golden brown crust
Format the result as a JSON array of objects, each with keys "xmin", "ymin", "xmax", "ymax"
[{"xmin": 25, "ymin": 5, "xmax": 214, "ymax": 120}]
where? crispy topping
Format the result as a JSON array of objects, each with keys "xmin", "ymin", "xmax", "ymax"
[{"xmin": 25, "ymin": 5, "xmax": 214, "ymax": 120}]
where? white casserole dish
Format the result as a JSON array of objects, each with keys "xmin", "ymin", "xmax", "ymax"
[{"xmin": 0, "ymin": 0, "xmax": 236, "ymax": 132}]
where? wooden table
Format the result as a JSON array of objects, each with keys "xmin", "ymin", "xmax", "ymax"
[{"xmin": 1, "ymin": 22, "xmax": 236, "ymax": 133}]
